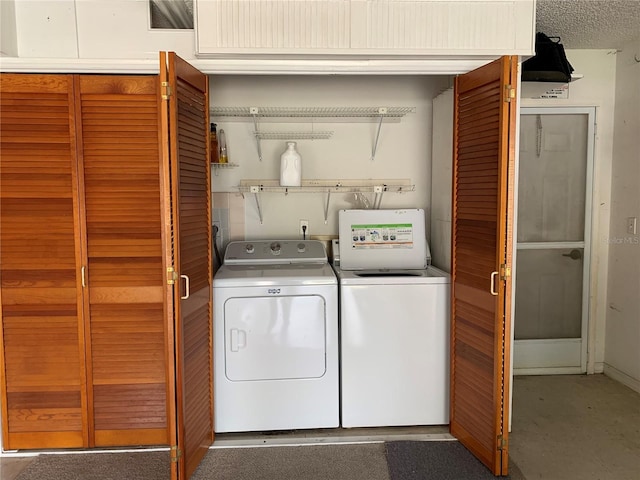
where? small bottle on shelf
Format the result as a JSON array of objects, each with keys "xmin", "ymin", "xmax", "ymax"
[
  {"xmin": 219, "ymin": 128, "xmax": 228, "ymax": 164},
  {"xmin": 210, "ymin": 123, "xmax": 219, "ymax": 164}
]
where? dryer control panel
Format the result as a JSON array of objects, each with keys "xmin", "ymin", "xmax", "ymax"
[{"xmin": 224, "ymin": 240, "xmax": 327, "ymax": 265}]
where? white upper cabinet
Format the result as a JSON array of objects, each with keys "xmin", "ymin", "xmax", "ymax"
[
  {"xmin": 195, "ymin": 0, "xmax": 535, "ymax": 57},
  {"xmin": 4, "ymin": 0, "xmax": 533, "ymax": 74}
]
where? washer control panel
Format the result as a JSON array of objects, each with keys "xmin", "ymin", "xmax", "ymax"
[{"xmin": 224, "ymin": 240, "xmax": 327, "ymax": 265}]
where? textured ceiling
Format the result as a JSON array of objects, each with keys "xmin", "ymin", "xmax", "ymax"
[{"xmin": 536, "ymin": 0, "xmax": 640, "ymax": 49}]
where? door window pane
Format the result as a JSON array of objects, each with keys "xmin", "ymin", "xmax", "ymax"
[
  {"xmin": 515, "ymin": 248, "xmax": 583, "ymax": 339},
  {"xmin": 518, "ymin": 114, "xmax": 588, "ymax": 242}
]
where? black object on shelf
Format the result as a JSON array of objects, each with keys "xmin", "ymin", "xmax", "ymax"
[{"xmin": 522, "ymin": 32, "xmax": 574, "ymax": 83}]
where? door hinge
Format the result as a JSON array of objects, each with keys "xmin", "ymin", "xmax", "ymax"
[
  {"xmin": 505, "ymin": 85, "xmax": 516, "ymax": 103},
  {"xmin": 500, "ymin": 264, "xmax": 511, "ymax": 280},
  {"xmin": 170, "ymin": 445, "xmax": 182, "ymax": 463},
  {"xmin": 167, "ymin": 266, "xmax": 178, "ymax": 285},
  {"xmin": 497, "ymin": 435, "xmax": 508, "ymax": 451},
  {"xmin": 161, "ymin": 81, "xmax": 172, "ymax": 100}
]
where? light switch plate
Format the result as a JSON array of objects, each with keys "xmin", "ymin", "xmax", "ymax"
[{"xmin": 627, "ymin": 217, "xmax": 637, "ymax": 235}]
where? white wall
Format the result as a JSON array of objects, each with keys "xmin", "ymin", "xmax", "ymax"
[
  {"xmin": 430, "ymin": 88, "xmax": 454, "ymax": 272},
  {"xmin": 209, "ymin": 75, "xmax": 451, "ymax": 243},
  {"xmin": 12, "ymin": 0, "xmax": 194, "ymax": 60},
  {"xmin": 520, "ymin": 49, "xmax": 618, "ymax": 374},
  {"xmin": 0, "ymin": 0, "xmax": 18, "ymax": 57},
  {"xmin": 428, "ymin": 51, "xmax": 618, "ymax": 373},
  {"xmin": 604, "ymin": 37, "xmax": 640, "ymax": 392}
]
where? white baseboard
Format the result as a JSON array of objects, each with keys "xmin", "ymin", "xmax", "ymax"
[
  {"xmin": 603, "ymin": 363, "xmax": 640, "ymax": 393},
  {"xmin": 514, "ymin": 367, "xmax": 584, "ymax": 376}
]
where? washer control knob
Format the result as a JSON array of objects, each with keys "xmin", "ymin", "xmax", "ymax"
[
  {"xmin": 270, "ymin": 242, "xmax": 281, "ymax": 255},
  {"xmin": 245, "ymin": 244, "xmax": 255, "ymax": 254},
  {"xmin": 297, "ymin": 243, "xmax": 306, "ymax": 253}
]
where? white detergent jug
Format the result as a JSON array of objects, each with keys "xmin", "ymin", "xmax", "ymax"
[{"xmin": 280, "ymin": 141, "xmax": 302, "ymax": 187}]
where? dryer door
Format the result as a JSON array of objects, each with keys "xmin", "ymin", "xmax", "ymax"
[{"xmin": 224, "ymin": 295, "xmax": 327, "ymax": 381}]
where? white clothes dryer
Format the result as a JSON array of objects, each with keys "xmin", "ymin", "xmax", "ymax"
[
  {"xmin": 336, "ymin": 209, "xmax": 451, "ymax": 428},
  {"xmin": 213, "ymin": 240, "xmax": 339, "ymax": 433}
]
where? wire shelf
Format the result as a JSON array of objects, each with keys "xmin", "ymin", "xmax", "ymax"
[
  {"xmin": 212, "ymin": 162, "xmax": 239, "ymax": 169},
  {"xmin": 238, "ymin": 179, "xmax": 415, "ymax": 194},
  {"xmin": 211, "ymin": 106, "xmax": 415, "ymax": 119},
  {"xmin": 254, "ymin": 131, "xmax": 333, "ymax": 140}
]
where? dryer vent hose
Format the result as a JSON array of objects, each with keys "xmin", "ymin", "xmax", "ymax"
[{"xmin": 213, "ymin": 224, "xmax": 223, "ymax": 268}]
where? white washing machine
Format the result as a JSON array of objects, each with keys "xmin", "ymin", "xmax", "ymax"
[
  {"xmin": 213, "ymin": 240, "xmax": 339, "ymax": 433},
  {"xmin": 335, "ymin": 209, "xmax": 450, "ymax": 428}
]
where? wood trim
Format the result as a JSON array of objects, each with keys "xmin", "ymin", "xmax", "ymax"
[
  {"xmin": 499, "ymin": 56, "xmax": 517, "ymax": 475},
  {"xmin": 94, "ymin": 428, "xmax": 168, "ymax": 446},
  {"xmin": 8, "ymin": 431, "xmax": 85, "ymax": 450},
  {"xmin": 72, "ymin": 74, "xmax": 93, "ymax": 448},
  {"xmin": 159, "ymin": 51, "xmax": 180, "ymax": 480}
]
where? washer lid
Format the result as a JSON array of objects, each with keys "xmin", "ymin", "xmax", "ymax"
[
  {"xmin": 334, "ymin": 265, "xmax": 450, "ymax": 285},
  {"xmin": 338, "ymin": 209, "xmax": 430, "ymax": 270}
]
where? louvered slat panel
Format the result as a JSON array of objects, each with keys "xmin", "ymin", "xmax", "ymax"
[
  {"xmin": 0, "ymin": 74, "xmax": 87, "ymax": 449},
  {"xmin": 451, "ymin": 57, "xmax": 515, "ymax": 475},
  {"xmin": 177, "ymin": 81, "xmax": 210, "ymax": 293},
  {"xmin": 166, "ymin": 51, "xmax": 213, "ymax": 479},
  {"xmin": 183, "ymin": 304, "xmax": 212, "ymax": 477},
  {"xmin": 78, "ymin": 76, "xmax": 168, "ymax": 447}
]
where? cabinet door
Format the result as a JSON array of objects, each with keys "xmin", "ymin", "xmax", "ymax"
[
  {"xmin": 450, "ymin": 56, "xmax": 517, "ymax": 476},
  {"xmin": 75, "ymin": 76, "xmax": 170, "ymax": 447},
  {"xmin": 160, "ymin": 51, "xmax": 214, "ymax": 480},
  {"xmin": 0, "ymin": 74, "xmax": 88, "ymax": 449},
  {"xmin": 196, "ymin": 0, "xmax": 535, "ymax": 57}
]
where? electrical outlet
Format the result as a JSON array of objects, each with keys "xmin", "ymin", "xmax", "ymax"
[
  {"xmin": 300, "ymin": 220, "xmax": 309, "ymax": 237},
  {"xmin": 627, "ymin": 217, "xmax": 637, "ymax": 235}
]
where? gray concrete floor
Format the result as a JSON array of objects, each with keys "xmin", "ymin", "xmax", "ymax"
[
  {"xmin": 2, "ymin": 374, "xmax": 639, "ymax": 479},
  {"xmin": 509, "ymin": 374, "xmax": 640, "ymax": 480}
]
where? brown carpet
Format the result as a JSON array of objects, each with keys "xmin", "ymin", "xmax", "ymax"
[
  {"xmin": 15, "ymin": 451, "xmax": 170, "ymax": 480},
  {"xmin": 386, "ymin": 441, "xmax": 527, "ymax": 480},
  {"xmin": 14, "ymin": 442, "xmax": 526, "ymax": 480},
  {"xmin": 191, "ymin": 443, "xmax": 391, "ymax": 480}
]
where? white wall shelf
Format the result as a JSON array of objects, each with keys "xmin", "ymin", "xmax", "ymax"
[
  {"xmin": 238, "ymin": 179, "xmax": 415, "ymax": 224},
  {"xmin": 211, "ymin": 106, "xmax": 415, "ymax": 162},
  {"xmin": 255, "ymin": 131, "xmax": 333, "ymax": 140},
  {"xmin": 212, "ymin": 162, "xmax": 239, "ymax": 176},
  {"xmin": 211, "ymin": 106, "xmax": 415, "ymax": 119}
]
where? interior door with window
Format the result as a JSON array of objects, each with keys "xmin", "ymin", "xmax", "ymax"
[
  {"xmin": 514, "ymin": 108, "xmax": 595, "ymax": 374},
  {"xmin": 451, "ymin": 55, "xmax": 517, "ymax": 476},
  {"xmin": 160, "ymin": 51, "xmax": 214, "ymax": 480}
]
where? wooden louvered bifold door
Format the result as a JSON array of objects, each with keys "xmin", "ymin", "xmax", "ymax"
[
  {"xmin": 161, "ymin": 51, "xmax": 213, "ymax": 480},
  {"xmin": 450, "ymin": 56, "xmax": 517, "ymax": 476},
  {"xmin": 0, "ymin": 74, "xmax": 89, "ymax": 449},
  {"xmin": 76, "ymin": 76, "xmax": 170, "ymax": 447}
]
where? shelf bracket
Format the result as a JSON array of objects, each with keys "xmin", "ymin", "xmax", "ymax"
[
  {"xmin": 323, "ymin": 190, "xmax": 332, "ymax": 224},
  {"xmin": 250, "ymin": 107, "xmax": 263, "ymax": 161},
  {"xmin": 250, "ymin": 185, "xmax": 263, "ymax": 224},
  {"xmin": 371, "ymin": 107, "xmax": 387, "ymax": 161},
  {"xmin": 373, "ymin": 185, "xmax": 384, "ymax": 209}
]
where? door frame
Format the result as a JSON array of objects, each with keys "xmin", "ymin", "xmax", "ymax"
[{"xmin": 513, "ymin": 106, "xmax": 596, "ymax": 375}]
